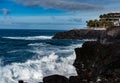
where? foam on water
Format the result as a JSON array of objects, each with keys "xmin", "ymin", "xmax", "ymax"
[
  {"xmin": 28, "ymin": 43, "xmax": 49, "ymax": 46},
  {"xmin": 0, "ymin": 39, "xmax": 83, "ymax": 83},
  {"xmin": 0, "ymin": 52, "xmax": 77, "ymax": 83},
  {"xmin": 3, "ymin": 36, "xmax": 53, "ymax": 40}
]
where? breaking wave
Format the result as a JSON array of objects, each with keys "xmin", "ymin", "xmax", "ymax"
[
  {"xmin": 2, "ymin": 36, "xmax": 53, "ymax": 40},
  {"xmin": 0, "ymin": 41, "xmax": 83, "ymax": 83},
  {"xmin": 0, "ymin": 52, "xmax": 77, "ymax": 83},
  {"xmin": 0, "ymin": 31, "xmax": 83, "ymax": 83}
]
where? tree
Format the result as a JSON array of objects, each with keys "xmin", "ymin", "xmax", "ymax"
[
  {"xmin": 87, "ymin": 13, "xmax": 114, "ymax": 28},
  {"xmin": 86, "ymin": 20, "xmax": 113, "ymax": 28},
  {"xmin": 105, "ymin": 21, "xmax": 113, "ymax": 28},
  {"xmin": 99, "ymin": 15, "xmax": 103, "ymax": 18},
  {"xmin": 86, "ymin": 20, "xmax": 99, "ymax": 28}
]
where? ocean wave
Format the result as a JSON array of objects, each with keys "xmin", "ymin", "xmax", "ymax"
[
  {"xmin": 0, "ymin": 52, "xmax": 77, "ymax": 83},
  {"xmin": 0, "ymin": 38, "xmax": 83, "ymax": 83},
  {"xmin": 2, "ymin": 36, "xmax": 53, "ymax": 40},
  {"xmin": 28, "ymin": 43, "xmax": 48, "ymax": 46},
  {"xmin": 82, "ymin": 39, "xmax": 97, "ymax": 41},
  {"xmin": 28, "ymin": 42, "xmax": 83, "ymax": 57}
]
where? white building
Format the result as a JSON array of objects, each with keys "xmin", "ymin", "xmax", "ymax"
[{"xmin": 100, "ymin": 12, "xmax": 120, "ymax": 26}]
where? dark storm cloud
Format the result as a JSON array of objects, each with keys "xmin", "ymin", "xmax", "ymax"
[{"xmin": 14, "ymin": 0, "xmax": 103, "ymax": 11}]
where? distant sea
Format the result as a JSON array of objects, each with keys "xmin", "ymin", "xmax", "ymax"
[{"xmin": 0, "ymin": 29, "xmax": 84, "ymax": 83}]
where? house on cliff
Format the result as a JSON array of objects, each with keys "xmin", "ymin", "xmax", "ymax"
[
  {"xmin": 100, "ymin": 12, "xmax": 120, "ymax": 26},
  {"xmin": 87, "ymin": 12, "xmax": 120, "ymax": 29}
]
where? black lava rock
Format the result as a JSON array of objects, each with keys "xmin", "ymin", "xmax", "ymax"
[
  {"xmin": 52, "ymin": 29, "xmax": 106, "ymax": 40},
  {"xmin": 43, "ymin": 75, "xmax": 69, "ymax": 83},
  {"xmin": 74, "ymin": 41, "xmax": 120, "ymax": 82}
]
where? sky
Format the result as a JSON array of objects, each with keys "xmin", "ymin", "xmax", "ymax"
[{"xmin": 0, "ymin": 0, "xmax": 120, "ymax": 29}]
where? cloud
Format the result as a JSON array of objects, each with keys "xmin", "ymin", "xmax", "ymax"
[
  {"xmin": 0, "ymin": 8, "xmax": 11, "ymax": 16},
  {"xmin": 14, "ymin": 0, "xmax": 103, "ymax": 11}
]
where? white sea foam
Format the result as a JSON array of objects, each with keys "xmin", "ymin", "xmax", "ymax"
[
  {"xmin": 0, "ymin": 41, "xmax": 83, "ymax": 83},
  {"xmin": 0, "ymin": 52, "xmax": 77, "ymax": 83},
  {"xmin": 7, "ymin": 50, "xmax": 21, "ymax": 53},
  {"xmin": 3, "ymin": 36, "xmax": 53, "ymax": 40},
  {"xmin": 28, "ymin": 43, "xmax": 48, "ymax": 46}
]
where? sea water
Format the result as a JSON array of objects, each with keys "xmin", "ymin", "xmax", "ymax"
[{"xmin": 0, "ymin": 29, "xmax": 84, "ymax": 83}]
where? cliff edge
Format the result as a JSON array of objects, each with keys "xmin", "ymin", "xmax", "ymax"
[
  {"xmin": 52, "ymin": 29, "xmax": 106, "ymax": 40},
  {"xmin": 43, "ymin": 26, "xmax": 120, "ymax": 83},
  {"xmin": 73, "ymin": 26, "xmax": 120, "ymax": 82}
]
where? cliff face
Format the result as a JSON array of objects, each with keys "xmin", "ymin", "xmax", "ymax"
[
  {"xmin": 52, "ymin": 29, "xmax": 106, "ymax": 39},
  {"xmin": 43, "ymin": 26, "xmax": 120, "ymax": 83},
  {"xmin": 73, "ymin": 26, "xmax": 120, "ymax": 82},
  {"xmin": 74, "ymin": 42, "xmax": 120, "ymax": 81},
  {"xmin": 101, "ymin": 26, "xmax": 120, "ymax": 44}
]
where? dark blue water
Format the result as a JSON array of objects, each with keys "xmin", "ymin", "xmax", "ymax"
[{"xmin": 0, "ymin": 29, "xmax": 84, "ymax": 83}]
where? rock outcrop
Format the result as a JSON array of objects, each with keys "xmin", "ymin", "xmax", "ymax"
[
  {"xmin": 18, "ymin": 80, "xmax": 25, "ymax": 83},
  {"xmin": 101, "ymin": 26, "xmax": 120, "ymax": 44},
  {"xmin": 73, "ymin": 26, "xmax": 120, "ymax": 82},
  {"xmin": 52, "ymin": 29, "xmax": 106, "ymax": 39},
  {"xmin": 43, "ymin": 26, "xmax": 120, "ymax": 83},
  {"xmin": 43, "ymin": 75, "xmax": 69, "ymax": 83},
  {"xmin": 74, "ymin": 41, "xmax": 120, "ymax": 82}
]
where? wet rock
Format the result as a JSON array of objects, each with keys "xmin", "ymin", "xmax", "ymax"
[
  {"xmin": 18, "ymin": 80, "xmax": 24, "ymax": 83},
  {"xmin": 43, "ymin": 75, "xmax": 69, "ymax": 83},
  {"xmin": 69, "ymin": 76, "xmax": 81, "ymax": 83}
]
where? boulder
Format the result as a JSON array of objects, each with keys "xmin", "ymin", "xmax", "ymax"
[
  {"xmin": 43, "ymin": 75, "xmax": 69, "ymax": 83},
  {"xmin": 18, "ymin": 80, "xmax": 24, "ymax": 83}
]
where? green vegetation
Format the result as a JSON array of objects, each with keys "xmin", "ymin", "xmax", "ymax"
[
  {"xmin": 87, "ymin": 13, "xmax": 114, "ymax": 28},
  {"xmin": 99, "ymin": 14, "xmax": 111, "ymax": 18},
  {"xmin": 86, "ymin": 20, "xmax": 113, "ymax": 28},
  {"xmin": 86, "ymin": 20, "xmax": 99, "ymax": 28}
]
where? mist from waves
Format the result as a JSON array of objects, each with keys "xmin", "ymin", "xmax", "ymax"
[{"xmin": 0, "ymin": 36, "xmax": 83, "ymax": 83}]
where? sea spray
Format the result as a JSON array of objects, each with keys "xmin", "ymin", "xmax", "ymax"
[
  {"xmin": 0, "ymin": 30, "xmax": 84, "ymax": 83},
  {"xmin": 0, "ymin": 52, "xmax": 77, "ymax": 83}
]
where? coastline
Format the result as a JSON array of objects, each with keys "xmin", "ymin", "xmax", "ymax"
[
  {"xmin": 17, "ymin": 26, "xmax": 120, "ymax": 83},
  {"xmin": 52, "ymin": 28, "xmax": 106, "ymax": 40},
  {"xmin": 42, "ymin": 26, "xmax": 120, "ymax": 83}
]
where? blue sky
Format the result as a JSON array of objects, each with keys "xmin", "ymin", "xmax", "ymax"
[{"xmin": 0, "ymin": 0, "xmax": 120, "ymax": 29}]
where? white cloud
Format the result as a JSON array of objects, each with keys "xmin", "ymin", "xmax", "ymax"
[
  {"xmin": 0, "ymin": 8, "xmax": 11, "ymax": 16},
  {"xmin": 14, "ymin": 0, "xmax": 103, "ymax": 11}
]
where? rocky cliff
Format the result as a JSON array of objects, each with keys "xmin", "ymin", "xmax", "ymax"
[
  {"xmin": 74, "ymin": 41, "xmax": 120, "ymax": 82},
  {"xmin": 43, "ymin": 26, "xmax": 120, "ymax": 83},
  {"xmin": 73, "ymin": 26, "xmax": 120, "ymax": 82},
  {"xmin": 52, "ymin": 29, "xmax": 106, "ymax": 39}
]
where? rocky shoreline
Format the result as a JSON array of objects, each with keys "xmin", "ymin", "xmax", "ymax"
[
  {"xmin": 18, "ymin": 26, "xmax": 120, "ymax": 83},
  {"xmin": 43, "ymin": 26, "xmax": 120, "ymax": 83},
  {"xmin": 52, "ymin": 29, "xmax": 106, "ymax": 40}
]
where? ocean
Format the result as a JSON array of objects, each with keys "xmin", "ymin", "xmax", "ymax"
[{"xmin": 0, "ymin": 29, "xmax": 84, "ymax": 83}]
